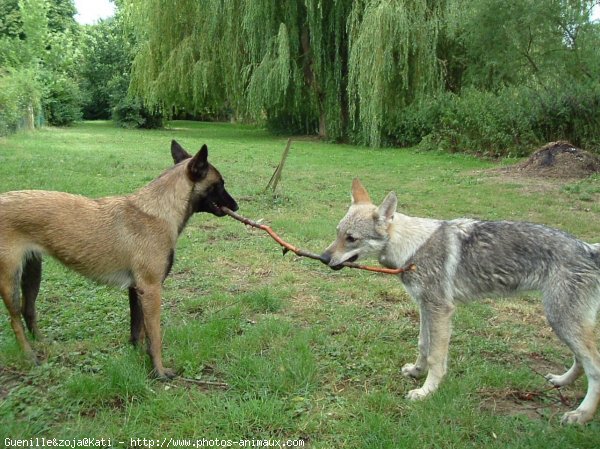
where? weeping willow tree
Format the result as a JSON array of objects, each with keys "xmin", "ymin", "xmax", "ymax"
[
  {"xmin": 304, "ymin": 0, "xmax": 354, "ymax": 140},
  {"xmin": 124, "ymin": 0, "xmax": 356, "ymax": 138},
  {"xmin": 348, "ymin": 0, "xmax": 448, "ymax": 146},
  {"xmin": 123, "ymin": 0, "xmax": 241, "ymax": 116},
  {"xmin": 241, "ymin": 0, "xmax": 320, "ymax": 135},
  {"xmin": 123, "ymin": 0, "xmax": 451, "ymax": 144}
]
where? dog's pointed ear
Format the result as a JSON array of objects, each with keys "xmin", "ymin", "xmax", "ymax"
[
  {"xmin": 351, "ymin": 178, "xmax": 372, "ymax": 204},
  {"xmin": 376, "ymin": 191, "xmax": 397, "ymax": 222},
  {"xmin": 171, "ymin": 140, "xmax": 192, "ymax": 164},
  {"xmin": 187, "ymin": 144, "xmax": 209, "ymax": 181}
]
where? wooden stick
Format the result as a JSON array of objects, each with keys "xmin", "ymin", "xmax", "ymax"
[
  {"xmin": 265, "ymin": 138, "xmax": 292, "ymax": 192},
  {"xmin": 221, "ymin": 207, "xmax": 415, "ymax": 275}
]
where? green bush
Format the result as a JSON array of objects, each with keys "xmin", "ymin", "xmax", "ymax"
[
  {"xmin": 390, "ymin": 82, "xmax": 600, "ymax": 157},
  {"xmin": 386, "ymin": 94, "xmax": 451, "ymax": 148},
  {"xmin": 43, "ymin": 75, "xmax": 83, "ymax": 126},
  {"xmin": 428, "ymin": 87, "xmax": 539, "ymax": 157},
  {"xmin": 0, "ymin": 69, "xmax": 41, "ymax": 136},
  {"xmin": 531, "ymin": 81, "xmax": 600, "ymax": 153},
  {"xmin": 112, "ymin": 97, "xmax": 164, "ymax": 129}
]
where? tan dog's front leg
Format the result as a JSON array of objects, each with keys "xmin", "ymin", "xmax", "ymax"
[
  {"xmin": 137, "ymin": 284, "xmax": 175, "ymax": 379},
  {"xmin": 128, "ymin": 287, "xmax": 146, "ymax": 346}
]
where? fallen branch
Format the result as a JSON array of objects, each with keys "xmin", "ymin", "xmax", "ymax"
[
  {"xmin": 526, "ymin": 363, "xmax": 573, "ymax": 407},
  {"xmin": 221, "ymin": 207, "xmax": 415, "ymax": 275},
  {"xmin": 176, "ymin": 377, "xmax": 229, "ymax": 390}
]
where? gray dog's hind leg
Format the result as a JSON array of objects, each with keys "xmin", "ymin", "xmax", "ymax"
[
  {"xmin": 546, "ymin": 357, "xmax": 584, "ymax": 387},
  {"xmin": 544, "ymin": 286, "xmax": 600, "ymax": 424}
]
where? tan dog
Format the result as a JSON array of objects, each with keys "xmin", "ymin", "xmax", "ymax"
[{"xmin": 0, "ymin": 140, "xmax": 238, "ymax": 378}]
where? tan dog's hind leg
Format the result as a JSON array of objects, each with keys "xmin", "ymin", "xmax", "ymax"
[
  {"xmin": 0, "ymin": 262, "xmax": 37, "ymax": 362},
  {"xmin": 20, "ymin": 254, "xmax": 42, "ymax": 340},
  {"xmin": 128, "ymin": 287, "xmax": 146, "ymax": 347}
]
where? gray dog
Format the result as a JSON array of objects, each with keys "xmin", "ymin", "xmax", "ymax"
[{"xmin": 322, "ymin": 178, "xmax": 600, "ymax": 424}]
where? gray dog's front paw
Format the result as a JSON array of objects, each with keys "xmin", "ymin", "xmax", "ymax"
[{"xmin": 402, "ymin": 363, "xmax": 425, "ymax": 379}]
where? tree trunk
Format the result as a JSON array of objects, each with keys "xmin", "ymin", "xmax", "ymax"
[
  {"xmin": 301, "ymin": 27, "xmax": 327, "ymax": 139},
  {"xmin": 24, "ymin": 104, "xmax": 35, "ymax": 130},
  {"xmin": 318, "ymin": 110, "xmax": 326, "ymax": 138}
]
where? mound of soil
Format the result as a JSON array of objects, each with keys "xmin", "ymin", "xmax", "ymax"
[{"xmin": 503, "ymin": 141, "xmax": 600, "ymax": 179}]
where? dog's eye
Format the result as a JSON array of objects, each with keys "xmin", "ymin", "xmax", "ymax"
[{"xmin": 346, "ymin": 235, "xmax": 357, "ymax": 243}]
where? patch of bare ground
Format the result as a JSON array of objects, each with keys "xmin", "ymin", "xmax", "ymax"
[
  {"xmin": 482, "ymin": 170, "xmax": 564, "ymax": 196},
  {"xmin": 492, "ymin": 141, "xmax": 600, "ymax": 180},
  {"xmin": 478, "ymin": 384, "xmax": 580, "ymax": 421},
  {"xmin": 478, "ymin": 353, "xmax": 579, "ymax": 422},
  {"xmin": 480, "ymin": 141, "xmax": 600, "ymax": 198},
  {"xmin": 0, "ymin": 366, "xmax": 23, "ymax": 401}
]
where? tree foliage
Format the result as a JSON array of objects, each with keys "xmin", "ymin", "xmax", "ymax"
[
  {"xmin": 124, "ymin": 0, "xmax": 355, "ymax": 138},
  {"xmin": 110, "ymin": 1, "xmax": 600, "ymax": 152},
  {"xmin": 348, "ymin": 0, "xmax": 445, "ymax": 146},
  {"xmin": 120, "ymin": 1, "xmax": 461, "ymax": 144},
  {"xmin": 0, "ymin": 0, "xmax": 82, "ymax": 133},
  {"xmin": 79, "ymin": 17, "xmax": 133, "ymax": 119},
  {"xmin": 77, "ymin": 9, "xmax": 163, "ymax": 128},
  {"xmin": 449, "ymin": 0, "xmax": 600, "ymax": 89}
]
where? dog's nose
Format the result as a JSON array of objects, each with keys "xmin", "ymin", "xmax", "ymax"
[
  {"xmin": 319, "ymin": 251, "xmax": 331, "ymax": 266},
  {"xmin": 320, "ymin": 251, "xmax": 345, "ymax": 270}
]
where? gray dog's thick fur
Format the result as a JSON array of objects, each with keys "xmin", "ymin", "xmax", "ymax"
[{"xmin": 322, "ymin": 179, "xmax": 600, "ymax": 424}]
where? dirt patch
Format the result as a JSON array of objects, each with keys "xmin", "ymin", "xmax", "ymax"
[
  {"xmin": 478, "ymin": 352, "xmax": 584, "ymax": 421},
  {"xmin": 478, "ymin": 386, "xmax": 578, "ymax": 421},
  {"xmin": 494, "ymin": 141, "xmax": 600, "ymax": 179},
  {"xmin": 0, "ymin": 367, "xmax": 25, "ymax": 401}
]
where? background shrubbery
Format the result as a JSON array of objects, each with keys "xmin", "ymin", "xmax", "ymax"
[
  {"xmin": 0, "ymin": 69, "xmax": 41, "ymax": 136},
  {"xmin": 390, "ymin": 81, "xmax": 600, "ymax": 157},
  {"xmin": 112, "ymin": 98, "xmax": 164, "ymax": 129},
  {"xmin": 0, "ymin": 0, "xmax": 164, "ymax": 135},
  {"xmin": 532, "ymin": 81, "xmax": 600, "ymax": 151},
  {"xmin": 42, "ymin": 74, "xmax": 82, "ymax": 126}
]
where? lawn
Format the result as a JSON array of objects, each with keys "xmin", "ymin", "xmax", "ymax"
[{"xmin": 1, "ymin": 121, "xmax": 599, "ymax": 448}]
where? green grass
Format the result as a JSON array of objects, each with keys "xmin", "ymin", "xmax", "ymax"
[{"xmin": 1, "ymin": 121, "xmax": 600, "ymax": 447}]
